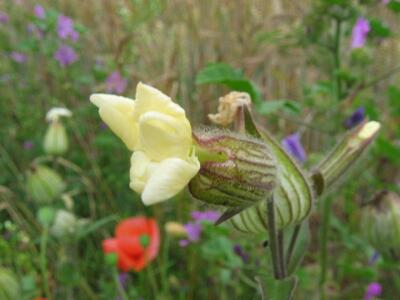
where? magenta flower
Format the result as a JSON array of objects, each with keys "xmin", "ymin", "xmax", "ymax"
[
  {"xmin": 351, "ymin": 17, "xmax": 370, "ymax": 49},
  {"xmin": 23, "ymin": 141, "xmax": 34, "ymax": 150},
  {"xmin": 179, "ymin": 210, "xmax": 221, "ymax": 247},
  {"xmin": 281, "ymin": 132, "xmax": 306, "ymax": 163},
  {"xmin": 364, "ymin": 282, "xmax": 382, "ymax": 300},
  {"xmin": 10, "ymin": 52, "xmax": 27, "ymax": 63},
  {"xmin": 344, "ymin": 106, "xmax": 365, "ymax": 129},
  {"xmin": 191, "ymin": 210, "xmax": 221, "ymax": 223},
  {"xmin": 0, "ymin": 11, "xmax": 9, "ymax": 24},
  {"xmin": 34, "ymin": 5, "xmax": 45, "ymax": 19},
  {"xmin": 57, "ymin": 15, "xmax": 79, "ymax": 41},
  {"xmin": 54, "ymin": 45, "xmax": 77, "ymax": 66},
  {"xmin": 105, "ymin": 71, "xmax": 128, "ymax": 94}
]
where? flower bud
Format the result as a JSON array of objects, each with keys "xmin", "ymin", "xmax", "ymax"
[
  {"xmin": 26, "ymin": 165, "xmax": 66, "ymax": 204},
  {"xmin": 43, "ymin": 121, "xmax": 69, "ymax": 155},
  {"xmin": 165, "ymin": 221, "xmax": 187, "ymax": 237},
  {"xmin": 360, "ymin": 191, "xmax": 400, "ymax": 261},
  {"xmin": 0, "ymin": 268, "xmax": 20, "ymax": 300},
  {"xmin": 50, "ymin": 209, "xmax": 87, "ymax": 238},
  {"xmin": 189, "ymin": 127, "xmax": 278, "ymax": 208},
  {"xmin": 312, "ymin": 121, "xmax": 381, "ymax": 195},
  {"xmin": 43, "ymin": 107, "xmax": 72, "ymax": 156}
]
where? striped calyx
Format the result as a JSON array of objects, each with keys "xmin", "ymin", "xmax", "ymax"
[
  {"xmin": 230, "ymin": 128, "xmax": 314, "ymax": 232},
  {"xmin": 360, "ymin": 191, "xmax": 400, "ymax": 261},
  {"xmin": 189, "ymin": 127, "xmax": 277, "ymax": 208}
]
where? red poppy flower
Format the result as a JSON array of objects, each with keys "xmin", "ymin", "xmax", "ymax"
[{"xmin": 103, "ymin": 216, "xmax": 160, "ymax": 272}]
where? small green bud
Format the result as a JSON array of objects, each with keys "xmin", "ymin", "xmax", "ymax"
[
  {"xmin": 0, "ymin": 268, "xmax": 20, "ymax": 300},
  {"xmin": 37, "ymin": 206, "xmax": 56, "ymax": 228},
  {"xmin": 189, "ymin": 127, "xmax": 278, "ymax": 207},
  {"xmin": 26, "ymin": 165, "xmax": 66, "ymax": 204},
  {"xmin": 43, "ymin": 121, "xmax": 69, "ymax": 155},
  {"xmin": 360, "ymin": 191, "xmax": 400, "ymax": 261},
  {"xmin": 139, "ymin": 234, "xmax": 150, "ymax": 248}
]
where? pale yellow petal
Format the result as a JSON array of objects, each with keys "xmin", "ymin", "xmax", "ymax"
[
  {"xmin": 141, "ymin": 155, "xmax": 200, "ymax": 205},
  {"xmin": 90, "ymin": 94, "xmax": 138, "ymax": 150},
  {"xmin": 133, "ymin": 82, "xmax": 185, "ymax": 119},
  {"xmin": 138, "ymin": 111, "xmax": 192, "ymax": 161},
  {"xmin": 129, "ymin": 151, "xmax": 158, "ymax": 194}
]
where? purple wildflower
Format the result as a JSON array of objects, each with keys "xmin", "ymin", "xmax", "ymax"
[
  {"xmin": 351, "ymin": 17, "xmax": 370, "ymax": 49},
  {"xmin": 27, "ymin": 23, "xmax": 44, "ymax": 39},
  {"xmin": 118, "ymin": 272, "xmax": 128, "ymax": 289},
  {"xmin": 57, "ymin": 15, "xmax": 79, "ymax": 41},
  {"xmin": 364, "ymin": 282, "xmax": 382, "ymax": 300},
  {"xmin": 34, "ymin": 4, "xmax": 45, "ymax": 19},
  {"xmin": 10, "ymin": 52, "xmax": 27, "ymax": 63},
  {"xmin": 184, "ymin": 222, "xmax": 202, "ymax": 241},
  {"xmin": 344, "ymin": 106, "xmax": 365, "ymax": 129},
  {"xmin": 382, "ymin": 0, "xmax": 390, "ymax": 4},
  {"xmin": 179, "ymin": 239, "xmax": 190, "ymax": 247},
  {"xmin": 106, "ymin": 71, "xmax": 128, "ymax": 94},
  {"xmin": 368, "ymin": 252, "xmax": 380, "ymax": 265},
  {"xmin": 0, "ymin": 11, "xmax": 8, "ymax": 24},
  {"xmin": 282, "ymin": 132, "xmax": 306, "ymax": 163},
  {"xmin": 191, "ymin": 210, "xmax": 221, "ymax": 223},
  {"xmin": 54, "ymin": 45, "xmax": 77, "ymax": 66},
  {"xmin": 233, "ymin": 244, "xmax": 249, "ymax": 263},
  {"xmin": 23, "ymin": 141, "xmax": 34, "ymax": 150}
]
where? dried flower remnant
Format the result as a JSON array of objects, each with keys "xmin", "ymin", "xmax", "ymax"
[
  {"xmin": 106, "ymin": 71, "xmax": 128, "ymax": 94},
  {"xmin": 208, "ymin": 91, "xmax": 251, "ymax": 126},
  {"xmin": 54, "ymin": 45, "xmax": 77, "ymax": 66},
  {"xmin": 351, "ymin": 17, "xmax": 370, "ymax": 49},
  {"xmin": 344, "ymin": 106, "xmax": 365, "ymax": 129},
  {"xmin": 281, "ymin": 132, "xmax": 306, "ymax": 163}
]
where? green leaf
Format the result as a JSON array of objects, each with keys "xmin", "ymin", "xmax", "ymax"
[
  {"xmin": 256, "ymin": 274, "xmax": 298, "ymax": 300},
  {"xmin": 287, "ymin": 222, "xmax": 311, "ymax": 276},
  {"xmin": 257, "ymin": 100, "xmax": 301, "ymax": 115},
  {"xmin": 196, "ymin": 63, "xmax": 262, "ymax": 105},
  {"xmin": 369, "ymin": 19, "xmax": 391, "ymax": 38},
  {"xmin": 376, "ymin": 137, "xmax": 400, "ymax": 164},
  {"xmin": 76, "ymin": 215, "xmax": 117, "ymax": 240},
  {"xmin": 388, "ymin": 1, "xmax": 400, "ymax": 13}
]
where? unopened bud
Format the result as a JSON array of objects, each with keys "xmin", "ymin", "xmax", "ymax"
[
  {"xmin": 43, "ymin": 107, "xmax": 72, "ymax": 156},
  {"xmin": 26, "ymin": 165, "xmax": 66, "ymax": 204},
  {"xmin": 165, "ymin": 221, "xmax": 187, "ymax": 237},
  {"xmin": 43, "ymin": 121, "xmax": 68, "ymax": 155},
  {"xmin": 360, "ymin": 191, "xmax": 400, "ymax": 261},
  {"xmin": 313, "ymin": 121, "xmax": 381, "ymax": 195},
  {"xmin": 189, "ymin": 127, "xmax": 277, "ymax": 207},
  {"xmin": 50, "ymin": 209, "xmax": 87, "ymax": 238}
]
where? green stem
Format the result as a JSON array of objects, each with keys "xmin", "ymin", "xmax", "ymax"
[
  {"xmin": 286, "ymin": 224, "xmax": 301, "ymax": 267},
  {"xmin": 40, "ymin": 228, "xmax": 51, "ymax": 299},
  {"xmin": 266, "ymin": 196, "xmax": 282, "ymax": 279},
  {"xmin": 319, "ymin": 196, "xmax": 334, "ymax": 299},
  {"xmin": 113, "ymin": 269, "xmax": 129, "ymax": 300},
  {"xmin": 333, "ymin": 18, "xmax": 342, "ymax": 102},
  {"xmin": 278, "ymin": 230, "xmax": 286, "ymax": 278}
]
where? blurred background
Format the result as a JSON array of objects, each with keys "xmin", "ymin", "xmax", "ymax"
[{"xmin": 1, "ymin": 0, "xmax": 399, "ymax": 299}]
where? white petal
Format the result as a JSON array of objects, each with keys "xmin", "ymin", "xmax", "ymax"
[
  {"xmin": 46, "ymin": 107, "xmax": 72, "ymax": 122},
  {"xmin": 90, "ymin": 93, "xmax": 137, "ymax": 150},
  {"xmin": 141, "ymin": 155, "xmax": 200, "ymax": 205},
  {"xmin": 133, "ymin": 82, "xmax": 185, "ymax": 119},
  {"xmin": 138, "ymin": 111, "xmax": 192, "ymax": 161},
  {"xmin": 129, "ymin": 151, "xmax": 158, "ymax": 193}
]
